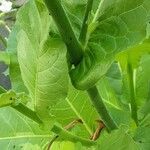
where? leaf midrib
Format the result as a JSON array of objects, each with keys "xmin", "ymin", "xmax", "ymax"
[{"xmin": 66, "ymin": 96, "xmax": 93, "ymax": 135}]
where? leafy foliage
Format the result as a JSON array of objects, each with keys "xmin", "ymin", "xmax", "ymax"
[
  {"xmin": 70, "ymin": 0, "xmax": 150, "ymax": 90},
  {"xmin": 11, "ymin": 0, "xmax": 69, "ymax": 123},
  {"xmin": 0, "ymin": 0, "xmax": 150, "ymax": 149},
  {"xmin": 0, "ymin": 107, "xmax": 50, "ymax": 149},
  {"xmin": 97, "ymin": 126, "xmax": 140, "ymax": 150}
]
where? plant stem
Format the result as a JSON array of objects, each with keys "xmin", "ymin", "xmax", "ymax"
[
  {"xmin": 87, "ymin": 86, "xmax": 117, "ymax": 131},
  {"xmin": 44, "ymin": 0, "xmax": 83, "ymax": 65},
  {"xmin": 47, "ymin": 119, "xmax": 82, "ymax": 150},
  {"xmin": 92, "ymin": 0, "xmax": 104, "ymax": 23},
  {"xmin": 80, "ymin": 0, "xmax": 117, "ymax": 131},
  {"xmin": 44, "ymin": 0, "xmax": 117, "ymax": 131},
  {"xmin": 127, "ymin": 63, "xmax": 138, "ymax": 125},
  {"xmin": 79, "ymin": 0, "xmax": 94, "ymax": 45},
  {"xmin": 12, "ymin": 103, "xmax": 43, "ymax": 124},
  {"xmin": 51, "ymin": 124, "xmax": 96, "ymax": 146}
]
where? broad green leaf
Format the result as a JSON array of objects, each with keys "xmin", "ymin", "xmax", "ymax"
[
  {"xmin": 106, "ymin": 64, "xmax": 130, "ymax": 110},
  {"xmin": 49, "ymin": 83, "xmax": 98, "ymax": 136},
  {"xmin": 70, "ymin": 0, "xmax": 150, "ymax": 90},
  {"xmin": 105, "ymin": 63, "xmax": 127, "ymax": 107},
  {"xmin": 15, "ymin": 0, "xmax": 68, "ymax": 122},
  {"xmin": 97, "ymin": 77, "xmax": 131, "ymax": 126},
  {"xmin": 0, "ymin": 107, "xmax": 51, "ymax": 149},
  {"xmin": 51, "ymin": 141, "xmax": 95, "ymax": 150},
  {"xmin": 116, "ymin": 41, "xmax": 150, "ymax": 108},
  {"xmin": 97, "ymin": 126, "xmax": 140, "ymax": 150},
  {"xmin": 7, "ymin": 0, "xmax": 53, "ymax": 94}
]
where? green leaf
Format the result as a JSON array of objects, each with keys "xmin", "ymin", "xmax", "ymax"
[
  {"xmin": 0, "ymin": 107, "xmax": 51, "ymax": 149},
  {"xmin": 116, "ymin": 40, "xmax": 150, "ymax": 108},
  {"xmin": 15, "ymin": 0, "xmax": 68, "ymax": 122},
  {"xmin": 97, "ymin": 77, "xmax": 131, "ymax": 126},
  {"xmin": 70, "ymin": 0, "xmax": 150, "ymax": 90},
  {"xmin": 105, "ymin": 63, "xmax": 126, "ymax": 106},
  {"xmin": 97, "ymin": 126, "xmax": 140, "ymax": 150},
  {"xmin": 116, "ymin": 40, "xmax": 150, "ymax": 124},
  {"xmin": 49, "ymin": 83, "xmax": 98, "ymax": 136}
]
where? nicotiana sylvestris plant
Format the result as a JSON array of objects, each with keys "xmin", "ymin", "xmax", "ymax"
[{"xmin": 0, "ymin": 0, "xmax": 150, "ymax": 149}]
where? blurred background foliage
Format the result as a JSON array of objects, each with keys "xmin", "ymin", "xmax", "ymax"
[{"xmin": 0, "ymin": 0, "xmax": 26, "ymax": 89}]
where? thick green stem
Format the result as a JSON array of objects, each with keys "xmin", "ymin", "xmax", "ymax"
[
  {"xmin": 127, "ymin": 63, "xmax": 138, "ymax": 125},
  {"xmin": 79, "ymin": 0, "xmax": 94, "ymax": 45},
  {"xmin": 87, "ymin": 86, "xmax": 117, "ymax": 131},
  {"xmin": 44, "ymin": 0, "xmax": 83, "ymax": 65},
  {"xmin": 12, "ymin": 103, "xmax": 43, "ymax": 124},
  {"xmin": 44, "ymin": 0, "xmax": 117, "ymax": 131}
]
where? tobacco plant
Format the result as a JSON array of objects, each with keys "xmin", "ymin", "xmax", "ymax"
[{"xmin": 0, "ymin": 0, "xmax": 150, "ymax": 149}]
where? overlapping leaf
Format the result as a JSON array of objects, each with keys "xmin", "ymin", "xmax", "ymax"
[
  {"xmin": 70, "ymin": 0, "xmax": 150, "ymax": 90},
  {"xmin": 97, "ymin": 126, "xmax": 140, "ymax": 150},
  {"xmin": 14, "ymin": 0, "xmax": 69, "ymax": 122},
  {"xmin": 97, "ymin": 77, "xmax": 131, "ymax": 126},
  {"xmin": 49, "ymin": 83, "xmax": 98, "ymax": 136},
  {"xmin": 116, "ymin": 40, "xmax": 150, "ymax": 109},
  {"xmin": 62, "ymin": 0, "xmax": 87, "ymax": 37},
  {"xmin": 2, "ymin": 0, "xmax": 150, "ymax": 149}
]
